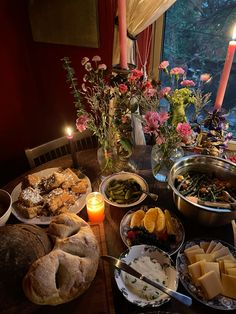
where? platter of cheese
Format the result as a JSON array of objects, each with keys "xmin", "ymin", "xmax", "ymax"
[{"xmin": 176, "ymin": 238, "xmax": 236, "ymax": 310}]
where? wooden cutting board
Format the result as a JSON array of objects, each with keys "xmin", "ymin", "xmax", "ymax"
[{"xmin": 1, "ymin": 223, "xmax": 115, "ymax": 314}]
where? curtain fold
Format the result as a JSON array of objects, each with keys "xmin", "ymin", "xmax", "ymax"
[{"xmin": 112, "ymin": 0, "xmax": 176, "ymax": 67}]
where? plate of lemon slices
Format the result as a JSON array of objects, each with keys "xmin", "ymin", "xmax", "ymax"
[{"xmin": 120, "ymin": 207, "xmax": 185, "ymax": 255}]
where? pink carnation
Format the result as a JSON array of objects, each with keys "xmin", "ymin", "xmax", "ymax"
[
  {"xmin": 159, "ymin": 61, "xmax": 169, "ymax": 69},
  {"xmin": 119, "ymin": 83, "xmax": 128, "ymax": 93},
  {"xmin": 200, "ymin": 73, "xmax": 211, "ymax": 82},
  {"xmin": 144, "ymin": 88, "xmax": 157, "ymax": 98},
  {"xmin": 170, "ymin": 67, "xmax": 185, "ymax": 76},
  {"xmin": 92, "ymin": 55, "xmax": 101, "ymax": 62},
  {"xmin": 98, "ymin": 63, "xmax": 107, "ymax": 70},
  {"xmin": 158, "ymin": 87, "xmax": 171, "ymax": 99},
  {"xmin": 155, "ymin": 135, "xmax": 165, "ymax": 145},
  {"xmin": 143, "ymin": 80, "xmax": 152, "ymax": 89},
  {"xmin": 76, "ymin": 115, "xmax": 89, "ymax": 132},
  {"xmin": 180, "ymin": 80, "xmax": 195, "ymax": 87},
  {"xmin": 81, "ymin": 57, "xmax": 89, "ymax": 65},
  {"xmin": 129, "ymin": 69, "xmax": 143, "ymax": 82},
  {"xmin": 131, "ymin": 69, "xmax": 143, "ymax": 78},
  {"xmin": 158, "ymin": 111, "xmax": 169, "ymax": 124},
  {"xmin": 144, "ymin": 111, "xmax": 160, "ymax": 133},
  {"xmin": 176, "ymin": 122, "xmax": 192, "ymax": 138}
]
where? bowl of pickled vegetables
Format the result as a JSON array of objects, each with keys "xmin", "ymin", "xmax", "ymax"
[{"xmin": 99, "ymin": 172, "xmax": 149, "ymax": 207}]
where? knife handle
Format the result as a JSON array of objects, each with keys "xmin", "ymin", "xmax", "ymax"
[{"xmin": 142, "ymin": 276, "xmax": 192, "ymax": 307}]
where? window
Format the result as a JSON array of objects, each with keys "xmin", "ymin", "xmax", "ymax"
[{"xmin": 162, "ymin": 0, "xmax": 236, "ymax": 137}]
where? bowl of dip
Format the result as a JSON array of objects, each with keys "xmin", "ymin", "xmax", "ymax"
[
  {"xmin": 0, "ymin": 189, "xmax": 12, "ymax": 226},
  {"xmin": 114, "ymin": 245, "xmax": 178, "ymax": 308}
]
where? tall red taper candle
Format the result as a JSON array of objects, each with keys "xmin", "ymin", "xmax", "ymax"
[
  {"xmin": 214, "ymin": 26, "xmax": 236, "ymax": 111},
  {"xmin": 118, "ymin": 0, "xmax": 128, "ymax": 69}
]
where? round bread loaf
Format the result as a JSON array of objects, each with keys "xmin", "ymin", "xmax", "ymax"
[
  {"xmin": 0, "ymin": 224, "xmax": 52, "ymax": 309},
  {"xmin": 23, "ymin": 213, "xmax": 99, "ymax": 305}
]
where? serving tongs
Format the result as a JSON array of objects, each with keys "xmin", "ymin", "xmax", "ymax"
[
  {"xmin": 197, "ymin": 191, "xmax": 236, "ymax": 210},
  {"xmin": 197, "ymin": 200, "xmax": 236, "ymax": 210}
]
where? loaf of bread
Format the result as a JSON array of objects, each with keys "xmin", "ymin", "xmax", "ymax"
[
  {"xmin": 23, "ymin": 212, "xmax": 99, "ymax": 305},
  {"xmin": 0, "ymin": 224, "xmax": 52, "ymax": 310}
]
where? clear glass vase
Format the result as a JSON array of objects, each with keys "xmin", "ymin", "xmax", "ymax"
[
  {"xmin": 151, "ymin": 144, "xmax": 184, "ymax": 182},
  {"xmin": 97, "ymin": 146, "xmax": 117, "ymax": 178}
]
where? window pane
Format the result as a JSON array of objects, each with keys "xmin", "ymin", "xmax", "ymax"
[{"xmin": 163, "ymin": 0, "xmax": 236, "ymax": 137}]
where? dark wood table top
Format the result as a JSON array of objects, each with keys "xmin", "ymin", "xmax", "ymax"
[{"xmin": 2, "ymin": 146, "xmax": 235, "ymax": 314}]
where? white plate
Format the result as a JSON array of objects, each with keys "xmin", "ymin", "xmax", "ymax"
[
  {"xmin": 120, "ymin": 207, "xmax": 185, "ymax": 255},
  {"xmin": 176, "ymin": 238, "xmax": 236, "ymax": 310},
  {"xmin": 99, "ymin": 172, "xmax": 148, "ymax": 208},
  {"xmin": 11, "ymin": 167, "xmax": 92, "ymax": 225},
  {"xmin": 114, "ymin": 245, "xmax": 178, "ymax": 308}
]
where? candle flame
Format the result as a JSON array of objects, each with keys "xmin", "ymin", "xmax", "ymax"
[
  {"xmin": 66, "ymin": 127, "xmax": 73, "ymax": 137},
  {"xmin": 232, "ymin": 25, "xmax": 236, "ymax": 40}
]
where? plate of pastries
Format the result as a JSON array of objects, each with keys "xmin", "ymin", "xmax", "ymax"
[{"xmin": 11, "ymin": 167, "xmax": 92, "ymax": 224}]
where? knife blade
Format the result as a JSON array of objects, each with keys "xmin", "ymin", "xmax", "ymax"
[{"xmin": 101, "ymin": 255, "xmax": 192, "ymax": 307}]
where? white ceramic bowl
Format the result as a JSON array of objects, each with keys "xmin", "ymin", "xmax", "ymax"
[
  {"xmin": 114, "ymin": 245, "xmax": 179, "ymax": 308},
  {"xmin": 0, "ymin": 189, "xmax": 12, "ymax": 226},
  {"xmin": 99, "ymin": 172, "xmax": 148, "ymax": 208}
]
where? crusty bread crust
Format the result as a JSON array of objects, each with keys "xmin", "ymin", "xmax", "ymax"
[{"xmin": 22, "ymin": 213, "xmax": 99, "ymax": 305}]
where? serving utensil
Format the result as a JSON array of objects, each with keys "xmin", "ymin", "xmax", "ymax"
[
  {"xmin": 197, "ymin": 200, "xmax": 236, "ymax": 210},
  {"xmin": 101, "ymin": 255, "xmax": 192, "ymax": 307},
  {"xmin": 141, "ymin": 190, "xmax": 159, "ymax": 201}
]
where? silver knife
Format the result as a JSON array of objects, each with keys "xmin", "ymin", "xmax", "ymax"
[{"xmin": 101, "ymin": 255, "xmax": 192, "ymax": 307}]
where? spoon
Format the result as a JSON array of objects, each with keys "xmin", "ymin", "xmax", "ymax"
[{"xmin": 142, "ymin": 190, "xmax": 159, "ymax": 201}]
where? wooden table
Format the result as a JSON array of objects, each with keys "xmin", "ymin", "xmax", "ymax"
[{"xmin": 2, "ymin": 146, "xmax": 235, "ymax": 314}]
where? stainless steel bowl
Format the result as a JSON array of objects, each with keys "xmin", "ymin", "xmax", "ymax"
[{"xmin": 168, "ymin": 154, "xmax": 236, "ymax": 226}]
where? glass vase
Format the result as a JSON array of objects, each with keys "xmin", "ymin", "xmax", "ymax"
[
  {"xmin": 151, "ymin": 144, "xmax": 184, "ymax": 182},
  {"xmin": 97, "ymin": 146, "xmax": 117, "ymax": 178}
]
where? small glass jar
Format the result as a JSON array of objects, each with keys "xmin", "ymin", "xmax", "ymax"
[{"xmin": 86, "ymin": 192, "xmax": 105, "ymax": 223}]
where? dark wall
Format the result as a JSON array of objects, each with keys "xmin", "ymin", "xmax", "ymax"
[{"xmin": 0, "ymin": 0, "xmax": 114, "ymax": 186}]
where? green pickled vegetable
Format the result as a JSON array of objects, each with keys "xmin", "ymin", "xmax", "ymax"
[{"xmin": 105, "ymin": 178, "xmax": 142, "ymax": 204}]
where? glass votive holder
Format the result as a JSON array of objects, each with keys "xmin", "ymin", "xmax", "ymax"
[{"xmin": 86, "ymin": 192, "xmax": 105, "ymax": 223}]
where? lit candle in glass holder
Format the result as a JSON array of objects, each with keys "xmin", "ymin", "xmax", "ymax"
[
  {"xmin": 65, "ymin": 126, "xmax": 79, "ymax": 168},
  {"xmin": 86, "ymin": 192, "xmax": 105, "ymax": 223}
]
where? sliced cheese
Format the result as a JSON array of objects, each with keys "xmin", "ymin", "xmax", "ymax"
[
  {"xmin": 219, "ymin": 260, "xmax": 225, "ymax": 274},
  {"xmin": 211, "ymin": 242, "xmax": 223, "ymax": 253},
  {"xmin": 185, "ymin": 248, "xmax": 205, "ymax": 264},
  {"xmin": 224, "ymin": 261, "xmax": 236, "ymax": 269},
  {"xmin": 212, "ymin": 247, "xmax": 231, "ymax": 260},
  {"xmin": 198, "ymin": 270, "xmax": 223, "ymax": 300},
  {"xmin": 216, "ymin": 254, "xmax": 235, "ymax": 262},
  {"xmin": 200, "ymin": 241, "xmax": 210, "ymax": 253},
  {"xmin": 226, "ymin": 268, "xmax": 236, "ymax": 276},
  {"xmin": 184, "ymin": 245, "xmax": 201, "ymax": 252},
  {"xmin": 188, "ymin": 260, "xmax": 205, "ymax": 285},
  {"xmin": 195, "ymin": 253, "xmax": 214, "ymax": 262},
  {"xmin": 206, "ymin": 240, "xmax": 217, "ymax": 253},
  {"xmin": 200, "ymin": 261, "xmax": 220, "ymax": 278},
  {"xmin": 222, "ymin": 273, "xmax": 236, "ymax": 299}
]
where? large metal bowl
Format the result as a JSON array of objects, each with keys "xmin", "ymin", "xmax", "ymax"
[{"xmin": 168, "ymin": 154, "xmax": 236, "ymax": 226}]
